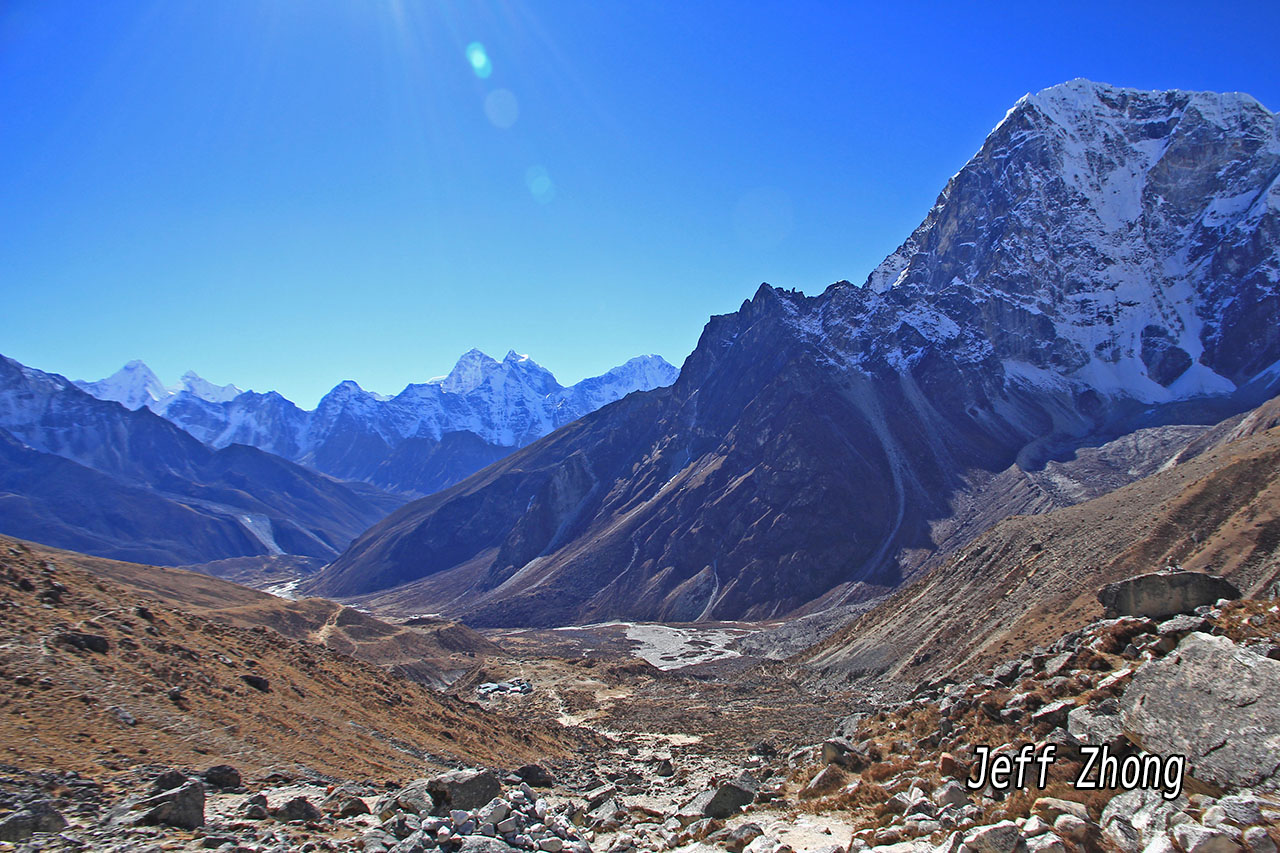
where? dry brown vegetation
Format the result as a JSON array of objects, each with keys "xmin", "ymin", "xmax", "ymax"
[{"xmin": 0, "ymin": 535, "xmax": 571, "ymax": 783}]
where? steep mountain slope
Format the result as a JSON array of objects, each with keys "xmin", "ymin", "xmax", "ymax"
[
  {"xmin": 0, "ymin": 535, "xmax": 567, "ymax": 779},
  {"xmin": 800, "ymin": 393, "xmax": 1280, "ymax": 688},
  {"xmin": 78, "ymin": 351, "xmax": 679, "ymax": 496},
  {"xmin": 308, "ymin": 81, "xmax": 1280, "ymax": 626},
  {"xmin": 0, "ymin": 355, "xmax": 403, "ymax": 565}
]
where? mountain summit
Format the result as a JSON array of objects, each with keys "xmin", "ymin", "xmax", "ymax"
[
  {"xmin": 76, "ymin": 351, "xmax": 679, "ymax": 496},
  {"xmin": 307, "ymin": 81, "xmax": 1280, "ymax": 625}
]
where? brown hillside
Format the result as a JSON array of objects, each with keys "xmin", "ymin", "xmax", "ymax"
[
  {"xmin": 0, "ymin": 535, "xmax": 569, "ymax": 781},
  {"xmin": 27, "ymin": 540, "xmax": 499, "ymax": 687},
  {"xmin": 802, "ymin": 395, "xmax": 1280, "ymax": 689}
]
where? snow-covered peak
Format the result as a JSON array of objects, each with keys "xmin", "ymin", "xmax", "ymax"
[
  {"xmin": 74, "ymin": 360, "xmax": 169, "ymax": 411},
  {"xmin": 177, "ymin": 370, "xmax": 241, "ymax": 404},
  {"xmin": 842, "ymin": 81, "xmax": 1280, "ymax": 404},
  {"xmin": 437, "ymin": 348, "xmax": 500, "ymax": 394}
]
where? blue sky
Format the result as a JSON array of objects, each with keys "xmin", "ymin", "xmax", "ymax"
[{"xmin": 3, "ymin": 1, "xmax": 1279, "ymax": 407}]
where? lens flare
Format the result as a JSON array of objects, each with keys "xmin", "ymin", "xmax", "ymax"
[
  {"xmin": 465, "ymin": 41, "xmax": 492, "ymax": 78},
  {"xmin": 525, "ymin": 165, "xmax": 554, "ymax": 204},
  {"xmin": 484, "ymin": 89, "xmax": 519, "ymax": 129}
]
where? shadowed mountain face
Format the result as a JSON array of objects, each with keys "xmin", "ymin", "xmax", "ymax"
[
  {"xmin": 308, "ymin": 81, "xmax": 1280, "ymax": 627},
  {"xmin": 0, "ymin": 355, "xmax": 403, "ymax": 566},
  {"xmin": 800, "ymin": 393, "xmax": 1280, "ymax": 688}
]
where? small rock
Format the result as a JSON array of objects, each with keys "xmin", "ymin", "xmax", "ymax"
[
  {"xmin": 1031, "ymin": 798, "xmax": 1088, "ymax": 824},
  {"xmin": 800, "ymin": 765, "xmax": 846, "ymax": 799},
  {"xmin": 55, "ymin": 631, "xmax": 110, "ymax": 653},
  {"xmin": 240, "ymin": 673, "xmax": 271, "ymax": 692},
  {"xmin": 1024, "ymin": 835, "xmax": 1064, "ymax": 853},
  {"xmin": 1022, "ymin": 817, "xmax": 1051, "ymax": 837},
  {"xmin": 934, "ymin": 781, "xmax": 970, "ymax": 809},
  {"xmin": 272, "ymin": 796, "xmax": 323, "ymax": 823},
  {"xmin": 1243, "ymin": 827, "xmax": 1278, "ymax": 853},
  {"xmin": 1053, "ymin": 815, "xmax": 1091, "ymax": 844},
  {"xmin": 1030, "ymin": 700, "xmax": 1074, "ymax": 730},
  {"xmin": 965, "ymin": 821, "xmax": 1023, "ymax": 853}
]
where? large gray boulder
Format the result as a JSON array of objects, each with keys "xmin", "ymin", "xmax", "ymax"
[
  {"xmin": 1098, "ymin": 571, "xmax": 1239, "ymax": 619},
  {"xmin": 427, "ymin": 768, "xmax": 501, "ymax": 813},
  {"xmin": 1121, "ymin": 633, "xmax": 1280, "ymax": 790},
  {"xmin": 110, "ymin": 779, "xmax": 206, "ymax": 829},
  {"xmin": 687, "ymin": 774, "xmax": 759, "ymax": 819},
  {"xmin": 0, "ymin": 801, "xmax": 67, "ymax": 842}
]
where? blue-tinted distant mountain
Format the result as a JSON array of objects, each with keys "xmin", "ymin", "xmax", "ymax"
[
  {"xmin": 0, "ymin": 355, "xmax": 403, "ymax": 565},
  {"xmin": 77, "ymin": 351, "xmax": 678, "ymax": 496}
]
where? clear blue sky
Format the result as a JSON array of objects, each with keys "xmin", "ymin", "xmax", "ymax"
[{"xmin": 4, "ymin": 1, "xmax": 1278, "ymax": 407}]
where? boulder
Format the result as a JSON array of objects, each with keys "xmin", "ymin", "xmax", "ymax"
[
  {"xmin": 54, "ymin": 631, "xmax": 109, "ymax": 653},
  {"xmin": 707, "ymin": 821, "xmax": 764, "ymax": 853},
  {"xmin": 151, "ymin": 768, "xmax": 188, "ymax": 792},
  {"xmin": 0, "ymin": 801, "xmax": 67, "ymax": 842},
  {"xmin": 516, "ymin": 764, "xmax": 556, "ymax": 788},
  {"xmin": 459, "ymin": 837, "xmax": 524, "ymax": 853},
  {"xmin": 116, "ymin": 779, "xmax": 206, "ymax": 829},
  {"xmin": 428, "ymin": 768, "xmax": 501, "ymax": 813},
  {"xmin": 378, "ymin": 780, "xmax": 436, "ymax": 818},
  {"xmin": 1121, "ymin": 633, "xmax": 1280, "ymax": 790},
  {"xmin": 1215, "ymin": 795, "xmax": 1265, "ymax": 827},
  {"xmin": 240, "ymin": 673, "xmax": 271, "ymax": 692},
  {"xmin": 799, "ymin": 765, "xmax": 846, "ymax": 799},
  {"xmin": 688, "ymin": 774, "xmax": 758, "ymax": 819},
  {"xmin": 1030, "ymin": 700, "xmax": 1074, "ymax": 730},
  {"xmin": 1243, "ymin": 827, "xmax": 1277, "ymax": 853},
  {"xmin": 1098, "ymin": 572, "xmax": 1239, "ymax": 619},
  {"xmin": 324, "ymin": 787, "xmax": 372, "ymax": 818},
  {"xmin": 1173, "ymin": 824, "xmax": 1244, "ymax": 853},
  {"xmin": 1024, "ymin": 835, "xmax": 1065, "ymax": 853},
  {"xmin": 201, "ymin": 764, "xmax": 242, "ymax": 789},
  {"xmin": 1031, "ymin": 797, "xmax": 1088, "ymax": 824},
  {"xmin": 965, "ymin": 821, "xmax": 1024, "ymax": 853},
  {"xmin": 1067, "ymin": 698, "xmax": 1126, "ymax": 748},
  {"xmin": 272, "ymin": 796, "xmax": 322, "ymax": 823},
  {"xmin": 934, "ymin": 780, "xmax": 969, "ymax": 808},
  {"xmin": 1053, "ymin": 815, "xmax": 1092, "ymax": 844},
  {"xmin": 1100, "ymin": 786, "xmax": 1188, "ymax": 847}
]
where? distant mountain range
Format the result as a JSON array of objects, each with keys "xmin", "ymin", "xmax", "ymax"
[
  {"xmin": 305, "ymin": 80, "xmax": 1280, "ymax": 626},
  {"xmin": 0, "ymin": 350, "xmax": 676, "ymax": 565},
  {"xmin": 74, "ymin": 351, "xmax": 678, "ymax": 496},
  {"xmin": 0, "ymin": 354, "xmax": 401, "ymax": 565}
]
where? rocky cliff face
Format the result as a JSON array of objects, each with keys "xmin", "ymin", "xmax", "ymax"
[{"xmin": 309, "ymin": 81, "xmax": 1280, "ymax": 626}]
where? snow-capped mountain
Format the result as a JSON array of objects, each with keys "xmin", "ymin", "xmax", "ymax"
[
  {"xmin": 0, "ymin": 355, "xmax": 402, "ymax": 566},
  {"xmin": 76, "ymin": 351, "xmax": 679, "ymax": 495},
  {"xmin": 74, "ymin": 362, "xmax": 242, "ymax": 411},
  {"xmin": 855, "ymin": 79, "xmax": 1279, "ymax": 401},
  {"xmin": 308, "ymin": 81, "xmax": 1280, "ymax": 626}
]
